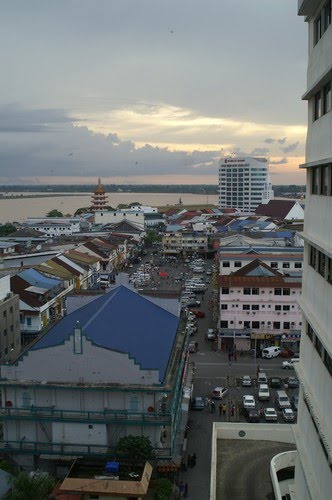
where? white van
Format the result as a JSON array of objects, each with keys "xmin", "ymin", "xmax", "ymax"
[
  {"xmin": 262, "ymin": 346, "xmax": 281, "ymax": 359},
  {"xmin": 276, "ymin": 390, "xmax": 291, "ymax": 409}
]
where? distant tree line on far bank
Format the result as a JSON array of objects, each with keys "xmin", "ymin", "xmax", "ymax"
[{"xmin": 0, "ymin": 184, "xmax": 306, "ymax": 197}]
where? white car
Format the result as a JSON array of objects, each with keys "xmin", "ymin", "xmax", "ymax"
[
  {"xmin": 264, "ymin": 407, "xmax": 278, "ymax": 422},
  {"xmin": 282, "ymin": 408, "xmax": 295, "ymax": 422},
  {"xmin": 242, "ymin": 375, "xmax": 252, "ymax": 387},
  {"xmin": 243, "ymin": 395, "xmax": 256, "ymax": 409},
  {"xmin": 282, "ymin": 359, "xmax": 299, "ymax": 369}
]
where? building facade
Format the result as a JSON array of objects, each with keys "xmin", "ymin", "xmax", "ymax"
[
  {"xmin": 294, "ymin": 2, "xmax": 332, "ymax": 498},
  {"xmin": 0, "ymin": 276, "xmax": 21, "ymax": 363},
  {"xmin": 218, "ymin": 156, "xmax": 274, "ymax": 213}
]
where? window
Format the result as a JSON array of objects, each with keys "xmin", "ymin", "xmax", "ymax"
[
  {"xmin": 283, "ymin": 305, "xmax": 290, "ymax": 311},
  {"xmin": 220, "ymin": 321, "xmax": 228, "ymax": 328},
  {"xmin": 274, "ymin": 288, "xmax": 282, "ymax": 296},
  {"xmin": 312, "ymin": 166, "xmax": 320, "ymax": 194},
  {"xmin": 251, "ymin": 304, "xmax": 259, "ymax": 310},
  {"xmin": 221, "ymin": 304, "xmax": 228, "ymax": 310},
  {"xmin": 323, "ymin": 82, "xmax": 331, "ymax": 114},
  {"xmin": 273, "ymin": 322, "xmax": 281, "ymax": 329},
  {"xmin": 314, "ymin": 13, "xmax": 322, "ymax": 44},
  {"xmin": 282, "ymin": 262, "xmax": 290, "ymax": 269},
  {"xmin": 283, "ymin": 322, "xmax": 290, "ymax": 329},
  {"xmin": 243, "ymin": 304, "xmax": 250, "ymax": 310},
  {"xmin": 314, "ymin": 335, "xmax": 323, "ymax": 356},
  {"xmin": 234, "ymin": 261, "xmax": 241, "ymax": 268},
  {"xmin": 221, "ymin": 287, "xmax": 229, "ymax": 294},
  {"xmin": 283, "ymin": 288, "xmax": 290, "ymax": 295},
  {"xmin": 244, "ymin": 321, "xmax": 250, "ymax": 328},
  {"xmin": 318, "ymin": 252, "xmax": 326, "ymax": 277},
  {"xmin": 3, "ymin": 311, "xmax": 6, "ymax": 318},
  {"xmin": 4, "ymin": 329, "xmax": 7, "ymax": 336},
  {"xmin": 243, "ymin": 288, "xmax": 251, "ymax": 295},
  {"xmin": 321, "ymin": 164, "xmax": 331, "ymax": 195},
  {"xmin": 271, "ymin": 262, "xmax": 278, "ymax": 268},
  {"xmin": 252, "ymin": 288, "xmax": 259, "ymax": 295},
  {"xmin": 324, "ymin": 350, "xmax": 332, "ymax": 377},
  {"xmin": 27, "ymin": 318, "xmax": 32, "ymax": 326},
  {"xmin": 252, "ymin": 321, "xmax": 260, "ymax": 329},
  {"xmin": 307, "ymin": 323, "xmax": 314, "ymax": 342},
  {"xmin": 294, "ymin": 262, "xmax": 302, "ymax": 269},
  {"xmin": 310, "ymin": 246, "xmax": 317, "ymax": 269},
  {"xmin": 314, "ymin": 91, "xmax": 322, "ymax": 120},
  {"xmin": 222, "ymin": 261, "xmax": 230, "ymax": 268},
  {"xmin": 324, "ymin": 0, "xmax": 331, "ymax": 31},
  {"xmin": 9, "ymin": 306, "xmax": 13, "ymax": 313},
  {"xmin": 275, "ymin": 305, "xmax": 282, "ymax": 311}
]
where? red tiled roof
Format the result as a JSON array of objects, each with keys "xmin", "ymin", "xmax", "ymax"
[{"xmin": 255, "ymin": 200, "xmax": 297, "ymax": 218}]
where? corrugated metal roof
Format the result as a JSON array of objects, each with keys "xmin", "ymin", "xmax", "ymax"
[
  {"xmin": 32, "ymin": 285, "xmax": 180, "ymax": 382},
  {"xmin": 19, "ymin": 268, "xmax": 62, "ymax": 289}
]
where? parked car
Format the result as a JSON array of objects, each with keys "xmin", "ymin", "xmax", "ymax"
[
  {"xmin": 242, "ymin": 375, "xmax": 252, "ymax": 387},
  {"xmin": 262, "ymin": 346, "xmax": 281, "ymax": 359},
  {"xmin": 243, "ymin": 395, "xmax": 256, "ymax": 410},
  {"xmin": 247, "ymin": 409, "xmax": 260, "ymax": 423},
  {"xmin": 191, "ymin": 397, "xmax": 205, "ymax": 410},
  {"xmin": 282, "ymin": 408, "xmax": 295, "ymax": 422},
  {"xmin": 189, "ymin": 309, "xmax": 205, "ymax": 318},
  {"xmin": 206, "ymin": 329, "xmax": 216, "ymax": 341},
  {"xmin": 270, "ymin": 377, "xmax": 282, "ymax": 389},
  {"xmin": 275, "ymin": 391, "xmax": 291, "ymax": 410},
  {"xmin": 280, "ymin": 348, "xmax": 295, "ymax": 358},
  {"xmin": 264, "ymin": 407, "xmax": 278, "ymax": 422},
  {"xmin": 258, "ymin": 384, "xmax": 270, "ymax": 401},
  {"xmin": 286, "ymin": 377, "xmax": 299, "ymax": 388},
  {"xmin": 212, "ymin": 387, "xmax": 228, "ymax": 400}
]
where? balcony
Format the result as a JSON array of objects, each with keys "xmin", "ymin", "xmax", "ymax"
[{"xmin": 1, "ymin": 405, "xmax": 172, "ymax": 426}]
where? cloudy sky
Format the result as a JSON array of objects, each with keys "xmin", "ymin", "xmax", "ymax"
[{"xmin": 0, "ymin": 0, "xmax": 307, "ymax": 186}]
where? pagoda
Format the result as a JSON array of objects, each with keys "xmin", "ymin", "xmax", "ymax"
[{"xmin": 91, "ymin": 178, "xmax": 108, "ymax": 211}]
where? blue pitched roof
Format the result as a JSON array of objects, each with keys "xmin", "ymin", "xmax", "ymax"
[
  {"xmin": 32, "ymin": 286, "xmax": 180, "ymax": 382},
  {"xmin": 19, "ymin": 268, "xmax": 62, "ymax": 289}
]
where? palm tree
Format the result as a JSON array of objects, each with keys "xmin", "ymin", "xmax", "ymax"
[{"xmin": 7, "ymin": 471, "xmax": 56, "ymax": 500}]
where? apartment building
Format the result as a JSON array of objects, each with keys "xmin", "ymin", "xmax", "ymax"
[
  {"xmin": 218, "ymin": 156, "xmax": 274, "ymax": 213},
  {"xmin": 294, "ymin": 2, "xmax": 332, "ymax": 498},
  {"xmin": 0, "ymin": 276, "xmax": 21, "ymax": 363},
  {"xmin": 162, "ymin": 231, "xmax": 212, "ymax": 257}
]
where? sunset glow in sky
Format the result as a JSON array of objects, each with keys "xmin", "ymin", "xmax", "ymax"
[{"xmin": 0, "ymin": 1, "xmax": 307, "ymax": 185}]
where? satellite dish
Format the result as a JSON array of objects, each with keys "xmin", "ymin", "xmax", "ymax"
[{"xmin": 36, "ymin": 245, "xmax": 41, "ymax": 251}]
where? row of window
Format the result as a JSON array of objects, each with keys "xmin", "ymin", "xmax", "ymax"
[
  {"xmin": 311, "ymin": 163, "xmax": 332, "ymax": 196},
  {"xmin": 309, "ymin": 245, "xmax": 332, "ymax": 284},
  {"xmin": 314, "ymin": 0, "xmax": 331, "ymax": 45},
  {"xmin": 221, "ymin": 261, "xmax": 302, "ymax": 269},
  {"xmin": 221, "ymin": 287, "xmax": 295, "ymax": 295},
  {"xmin": 307, "ymin": 322, "xmax": 332, "ymax": 377},
  {"xmin": 220, "ymin": 320, "xmax": 299, "ymax": 329},
  {"xmin": 313, "ymin": 81, "xmax": 331, "ymax": 121},
  {"xmin": 221, "ymin": 303, "xmax": 292, "ymax": 311}
]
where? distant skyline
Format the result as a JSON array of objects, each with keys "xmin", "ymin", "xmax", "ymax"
[{"xmin": 0, "ymin": 1, "xmax": 307, "ymax": 185}]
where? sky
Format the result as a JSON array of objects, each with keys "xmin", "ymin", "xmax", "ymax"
[{"xmin": 0, "ymin": 0, "xmax": 308, "ymax": 186}]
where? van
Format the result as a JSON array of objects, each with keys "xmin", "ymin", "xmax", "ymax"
[
  {"xmin": 257, "ymin": 372, "xmax": 268, "ymax": 384},
  {"xmin": 262, "ymin": 346, "xmax": 281, "ymax": 359},
  {"xmin": 275, "ymin": 390, "xmax": 291, "ymax": 410}
]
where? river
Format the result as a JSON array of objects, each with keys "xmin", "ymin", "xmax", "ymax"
[{"xmin": 0, "ymin": 192, "xmax": 219, "ymax": 223}]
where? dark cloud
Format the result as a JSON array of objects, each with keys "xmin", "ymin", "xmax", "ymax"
[
  {"xmin": 277, "ymin": 137, "xmax": 287, "ymax": 144},
  {"xmin": 270, "ymin": 157, "xmax": 288, "ymax": 165},
  {"xmin": 281, "ymin": 141, "xmax": 299, "ymax": 153},
  {"xmin": 264, "ymin": 138, "xmax": 275, "ymax": 144},
  {"xmin": 0, "ymin": 104, "xmax": 76, "ymax": 133}
]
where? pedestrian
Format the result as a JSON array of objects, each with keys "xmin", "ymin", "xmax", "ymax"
[
  {"xmin": 231, "ymin": 404, "xmax": 235, "ymax": 417},
  {"xmin": 222, "ymin": 403, "xmax": 226, "ymax": 416},
  {"xmin": 256, "ymin": 364, "xmax": 261, "ymax": 377},
  {"xmin": 234, "ymin": 351, "xmax": 237, "ymax": 361},
  {"xmin": 211, "ymin": 401, "xmax": 216, "ymax": 413},
  {"xmin": 187, "ymin": 454, "xmax": 191, "ymax": 468},
  {"xmin": 195, "ymin": 341, "xmax": 199, "ymax": 352},
  {"xmin": 179, "ymin": 481, "xmax": 184, "ymax": 497},
  {"xmin": 219, "ymin": 403, "xmax": 222, "ymax": 415},
  {"xmin": 184, "ymin": 482, "xmax": 188, "ymax": 498}
]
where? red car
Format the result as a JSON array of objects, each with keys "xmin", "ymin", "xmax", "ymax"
[
  {"xmin": 189, "ymin": 309, "xmax": 205, "ymax": 318},
  {"xmin": 280, "ymin": 348, "xmax": 295, "ymax": 358}
]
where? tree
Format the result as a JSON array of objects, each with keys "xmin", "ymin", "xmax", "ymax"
[
  {"xmin": 154, "ymin": 478, "xmax": 173, "ymax": 500},
  {"xmin": 7, "ymin": 471, "xmax": 56, "ymax": 500},
  {"xmin": 0, "ymin": 223, "xmax": 16, "ymax": 236},
  {"xmin": 116, "ymin": 435, "xmax": 153, "ymax": 463},
  {"xmin": 144, "ymin": 229, "xmax": 162, "ymax": 247},
  {"xmin": 46, "ymin": 209, "xmax": 63, "ymax": 217}
]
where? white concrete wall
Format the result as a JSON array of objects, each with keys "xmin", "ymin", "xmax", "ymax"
[
  {"xmin": 3, "ymin": 335, "xmax": 159, "ymax": 385},
  {"xmin": 219, "ymin": 257, "xmax": 303, "ymax": 275},
  {"xmin": 53, "ymin": 422, "xmax": 107, "ymax": 446},
  {"xmin": 0, "ymin": 275, "xmax": 10, "ymax": 302}
]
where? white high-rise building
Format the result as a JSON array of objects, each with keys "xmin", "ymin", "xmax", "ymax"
[
  {"xmin": 295, "ymin": 1, "xmax": 332, "ymax": 499},
  {"xmin": 218, "ymin": 156, "xmax": 274, "ymax": 213}
]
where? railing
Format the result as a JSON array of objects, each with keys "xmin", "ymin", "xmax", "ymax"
[
  {"xmin": 0, "ymin": 439, "xmax": 172, "ymax": 458},
  {"xmin": 0, "ymin": 406, "xmax": 172, "ymax": 425}
]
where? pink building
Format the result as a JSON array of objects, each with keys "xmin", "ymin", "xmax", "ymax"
[{"xmin": 218, "ymin": 260, "xmax": 302, "ymax": 352}]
